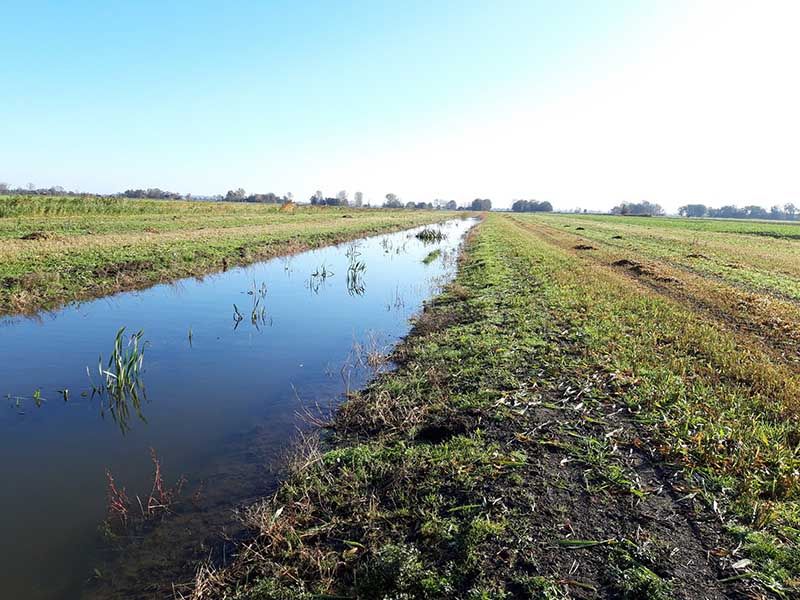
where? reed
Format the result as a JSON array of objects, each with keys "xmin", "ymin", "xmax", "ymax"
[
  {"xmin": 346, "ymin": 260, "xmax": 366, "ymax": 296},
  {"xmin": 90, "ymin": 327, "xmax": 147, "ymax": 432},
  {"xmin": 415, "ymin": 227, "xmax": 445, "ymax": 242}
]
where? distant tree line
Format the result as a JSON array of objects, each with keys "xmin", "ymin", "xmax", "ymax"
[
  {"xmin": 470, "ymin": 198, "xmax": 492, "ymax": 211},
  {"xmin": 122, "ymin": 188, "xmax": 183, "ymax": 200},
  {"xmin": 0, "ymin": 182, "xmax": 78, "ymax": 196},
  {"xmin": 611, "ymin": 201, "xmax": 665, "ymax": 216},
  {"xmin": 2, "ymin": 181, "xmax": 495, "ymax": 212},
  {"xmin": 223, "ymin": 188, "xmax": 295, "ymax": 204},
  {"xmin": 678, "ymin": 203, "xmax": 798, "ymax": 220},
  {"xmin": 511, "ymin": 199, "xmax": 553, "ymax": 213},
  {"xmin": 309, "ymin": 190, "xmax": 361, "ymax": 207}
]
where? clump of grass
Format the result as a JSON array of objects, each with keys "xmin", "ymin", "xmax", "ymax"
[
  {"xmin": 90, "ymin": 327, "xmax": 147, "ymax": 432},
  {"xmin": 346, "ymin": 260, "xmax": 366, "ymax": 296},
  {"xmin": 422, "ymin": 249, "xmax": 442, "ymax": 264},
  {"xmin": 415, "ymin": 227, "xmax": 445, "ymax": 243}
]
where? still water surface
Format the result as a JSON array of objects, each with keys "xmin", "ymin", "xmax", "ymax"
[{"xmin": 0, "ymin": 218, "xmax": 476, "ymax": 599}]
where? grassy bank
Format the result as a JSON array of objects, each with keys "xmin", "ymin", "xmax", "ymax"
[
  {"xmin": 0, "ymin": 196, "xmax": 452, "ymax": 315},
  {"xmin": 195, "ymin": 214, "xmax": 799, "ymax": 598}
]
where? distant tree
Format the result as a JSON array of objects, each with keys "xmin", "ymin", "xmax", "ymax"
[
  {"xmin": 445, "ymin": 200, "xmax": 457, "ymax": 210},
  {"xmin": 336, "ymin": 190, "xmax": 349, "ymax": 206},
  {"xmin": 470, "ymin": 198, "xmax": 492, "ymax": 211},
  {"xmin": 405, "ymin": 201, "xmax": 416, "ymax": 209},
  {"xmin": 384, "ymin": 193, "xmax": 402, "ymax": 209},
  {"xmin": 27, "ymin": 183, "xmax": 35, "ymax": 191},
  {"xmin": 354, "ymin": 191, "xmax": 363, "ymax": 207},
  {"xmin": 310, "ymin": 190, "xmax": 324, "ymax": 205},
  {"xmin": 511, "ymin": 199, "xmax": 552, "ymax": 213},
  {"xmin": 785, "ymin": 203, "xmax": 797, "ymax": 219},
  {"xmin": 0, "ymin": 182, "xmax": 9, "ymax": 192},
  {"xmin": 225, "ymin": 188, "xmax": 247, "ymax": 202},
  {"xmin": 678, "ymin": 204, "xmax": 707, "ymax": 217},
  {"xmin": 611, "ymin": 201, "xmax": 664, "ymax": 216},
  {"xmin": 745, "ymin": 205, "xmax": 769, "ymax": 219}
]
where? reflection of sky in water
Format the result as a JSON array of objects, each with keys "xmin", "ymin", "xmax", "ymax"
[{"xmin": 0, "ymin": 218, "xmax": 476, "ymax": 600}]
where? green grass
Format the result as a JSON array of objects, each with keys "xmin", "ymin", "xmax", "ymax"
[
  {"xmin": 550, "ymin": 212, "xmax": 800, "ymax": 239},
  {"xmin": 0, "ymin": 195, "xmax": 452, "ymax": 315},
  {"xmin": 194, "ymin": 214, "xmax": 800, "ymax": 598},
  {"xmin": 422, "ymin": 249, "xmax": 442, "ymax": 264},
  {"xmin": 527, "ymin": 212, "xmax": 800, "ymax": 299}
]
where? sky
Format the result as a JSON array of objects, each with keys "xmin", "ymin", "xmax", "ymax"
[{"xmin": 1, "ymin": 0, "xmax": 799, "ymax": 212}]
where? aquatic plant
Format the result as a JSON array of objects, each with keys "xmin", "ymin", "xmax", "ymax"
[
  {"xmin": 105, "ymin": 469, "xmax": 130, "ymax": 527},
  {"xmin": 232, "ymin": 304, "xmax": 244, "ymax": 327},
  {"xmin": 248, "ymin": 279, "xmax": 268, "ymax": 299},
  {"xmin": 90, "ymin": 327, "xmax": 147, "ymax": 433},
  {"xmin": 311, "ymin": 264, "xmax": 333, "ymax": 279},
  {"xmin": 233, "ymin": 282, "xmax": 271, "ymax": 330},
  {"xmin": 415, "ymin": 227, "xmax": 446, "ymax": 243},
  {"xmin": 346, "ymin": 260, "xmax": 366, "ymax": 296},
  {"xmin": 139, "ymin": 448, "xmax": 187, "ymax": 520},
  {"xmin": 5, "ymin": 390, "xmax": 49, "ymax": 413},
  {"xmin": 422, "ymin": 249, "xmax": 442, "ymax": 264},
  {"xmin": 345, "ymin": 241, "xmax": 362, "ymax": 260},
  {"xmin": 308, "ymin": 263, "xmax": 334, "ymax": 293},
  {"xmin": 104, "ymin": 448, "xmax": 188, "ymax": 532}
]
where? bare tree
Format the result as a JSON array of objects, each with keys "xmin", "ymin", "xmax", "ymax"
[
  {"xmin": 354, "ymin": 191, "xmax": 363, "ymax": 207},
  {"xmin": 0, "ymin": 182, "xmax": 9, "ymax": 192}
]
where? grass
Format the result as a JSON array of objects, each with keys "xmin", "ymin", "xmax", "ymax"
[
  {"xmin": 531, "ymin": 212, "xmax": 800, "ymax": 299},
  {"xmin": 422, "ymin": 249, "xmax": 442, "ymax": 264},
  {"xmin": 188, "ymin": 213, "xmax": 800, "ymax": 598},
  {"xmin": 0, "ymin": 195, "xmax": 453, "ymax": 315},
  {"xmin": 91, "ymin": 327, "xmax": 148, "ymax": 433}
]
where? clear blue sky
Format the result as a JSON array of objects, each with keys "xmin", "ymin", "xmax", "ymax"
[{"xmin": 2, "ymin": 1, "xmax": 798, "ymax": 210}]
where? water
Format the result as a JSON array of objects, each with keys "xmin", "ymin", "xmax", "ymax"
[{"xmin": 0, "ymin": 218, "xmax": 477, "ymax": 599}]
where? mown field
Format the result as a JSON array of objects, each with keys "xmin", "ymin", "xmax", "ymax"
[
  {"xmin": 0, "ymin": 196, "xmax": 450, "ymax": 315},
  {"xmin": 197, "ymin": 213, "xmax": 800, "ymax": 599}
]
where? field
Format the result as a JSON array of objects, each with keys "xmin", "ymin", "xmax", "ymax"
[
  {"xmin": 0, "ymin": 196, "xmax": 450, "ymax": 315},
  {"xmin": 197, "ymin": 213, "xmax": 800, "ymax": 598}
]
